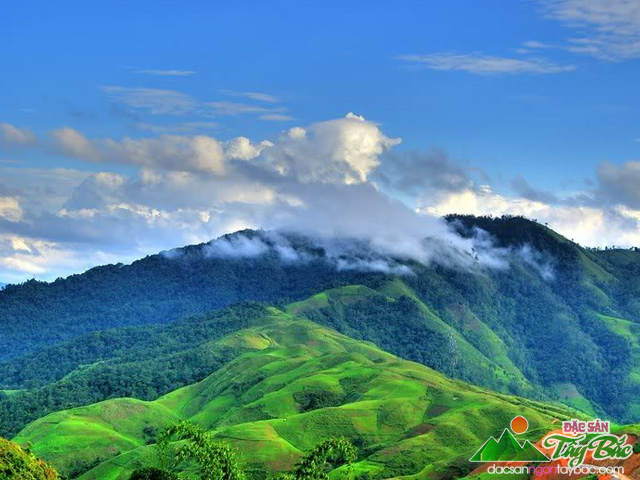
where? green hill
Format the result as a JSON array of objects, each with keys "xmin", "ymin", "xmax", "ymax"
[{"xmin": 13, "ymin": 311, "xmax": 573, "ymax": 480}]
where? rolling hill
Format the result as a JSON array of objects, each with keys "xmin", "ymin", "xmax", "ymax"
[{"xmin": 13, "ymin": 309, "xmax": 575, "ymax": 480}]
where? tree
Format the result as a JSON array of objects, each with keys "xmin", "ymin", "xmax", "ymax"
[
  {"xmin": 130, "ymin": 467, "xmax": 178, "ymax": 480},
  {"xmin": 157, "ymin": 421, "xmax": 244, "ymax": 480},
  {"xmin": 289, "ymin": 438, "xmax": 357, "ymax": 480}
]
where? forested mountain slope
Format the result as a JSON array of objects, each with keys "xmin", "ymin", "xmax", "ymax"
[{"xmin": 2, "ymin": 215, "xmax": 640, "ymax": 425}]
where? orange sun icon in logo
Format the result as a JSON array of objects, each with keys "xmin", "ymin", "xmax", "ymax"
[{"xmin": 510, "ymin": 415, "xmax": 528, "ymax": 434}]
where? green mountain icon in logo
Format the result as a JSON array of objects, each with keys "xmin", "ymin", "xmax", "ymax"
[{"xmin": 470, "ymin": 429, "xmax": 550, "ymax": 462}]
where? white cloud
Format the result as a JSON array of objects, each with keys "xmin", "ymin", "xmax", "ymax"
[
  {"xmin": 51, "ymin": 128, "xmax": 228, "ymax": 175},
  {"xmin": 103, "ymin": 135, "xmax": 227, "ymax": 175},
  {"xmin": 225, "ymin": 137, "xmax": 273, "ymax": 160},
  {"xmin": 260, "ymin": 114, "xmax": 294, "ymax": 122},
  {"xmin": 102, "ymin": 86, "xmax": 197, "ymax": 115},
  {"xmin": 544, "ymin": 0, "xmax": 640, "ymax": 35},
  {"xmin": 421, "ymin": 186, "xmax": 640, "ymax": 248},
  {"xmin": 522, "ymin": 40, "xmax": 553, "ymax": 49},
  {"xmin": 47, "ymin": 114, "xmax": 399, "ymax": 183},
  {"xmin": 0, "ymin": 233, "xmax": 133, "ymax": 283},
  {"xmin": 399, "ymin": 53, "xmax": 576, "ymax": 74},
  {"xmin": 0, "ymin": 123, "xmax": 36, "ymax": 147},
  {"xmin": 220, "ymin": 89, "xmax": 279, "ymax": 103},
  {"xmin": 206, "ymin": 101, "xmax": 284, "ymax": 116},
  {"xmin": 52, "ymin": 127, "xmax": 100, "ymax": 161},
  {"xmin": 135, "ymin": 69, "xmax": 196, "ymax": 76},
  {"xmin": 262, "ymin": 113, "xmax": 401, "ymax": 184},
  {"xmin": 0, "ymin": 196, "xmax": 23, "ymax": 222},
  {"xmin": 133, "ymin": 121, "xmax": 221, "ymax": 134},
  {"xmin": 543, "ymin": 0, "xmax": 640, "ymax": 60}
]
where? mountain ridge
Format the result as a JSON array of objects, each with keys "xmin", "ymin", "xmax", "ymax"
[{"xmin": 3, "ymin": 215, "xmax": 640, "ymax": 424}]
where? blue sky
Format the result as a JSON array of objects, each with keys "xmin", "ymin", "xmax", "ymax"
[{"xmin": 1, "ymin": 0, "xmax": 640, "ymax": 282}]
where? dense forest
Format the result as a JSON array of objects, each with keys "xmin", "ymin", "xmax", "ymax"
[{"xmin": 0, "ymin": 230, "xmax": 382, "ymax": 361}]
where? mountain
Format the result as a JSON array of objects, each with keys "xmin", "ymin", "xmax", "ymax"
[
  {"xmin": 0, "ymin": 230, "xmax": 375, "ymax": 361},
  {"xmin": 12, "ymin": 311, "xmax": 570, "ymax": 480},
  {"xmin": 3, "ymin": 215, "xmax": 640, "ymax": 425},
  {"xmin": 469, "ymin": 429, "xmax": 549, "ymax": 462}
]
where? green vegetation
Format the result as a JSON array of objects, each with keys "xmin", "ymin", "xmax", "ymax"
[
  {"xmin": 276, "ymin": 438, "xmax": 357, "ymax": 480},
  {"xmin": 0, "ymin": 437, "xmax": 58, "ymax": 479},
  {"xmin": 5, "ymin": 216, "xmax": 640, "ymax": 436},
  {"xmin": 158, "ymin": 422, "xmax": 245, "ymax": 480},
  {"xmin": 13, "ymin": 312, "xmax": 575, "ymax": 479},
  {"xmin": 0, "ymin": 303, "xmax": 272, "ymax": 438},
  {"xmin": 5, "ymin": 216, "xmax": 640, "ymax": 479}
]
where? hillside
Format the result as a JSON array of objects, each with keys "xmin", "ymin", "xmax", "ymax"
[
  {"xmin": 13, "ymin": 310, "xmax": 574, "ymax": 480},
  {"xmin": 0, "ymin": 437, "xmax": 58, "ymax": 479},
  {"xmin": 3, "ymin": 216, "xmax": 640, "ymax": 425}
]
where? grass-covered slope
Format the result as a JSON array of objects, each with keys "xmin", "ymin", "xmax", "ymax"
[
  {"xmin": 14, "ymin": 311, "xmax": 574, "ymax": 480},
  {"xmin": 287, "ymin": 282, "xmax": 534, "ymax": 396}
]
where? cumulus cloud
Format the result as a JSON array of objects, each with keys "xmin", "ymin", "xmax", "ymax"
[
  {"xmin": 47, "ymin": 114, "xmax": 400, "ymax": 183},
  {"xmin": 399, "ymin": 53, "xmax": 576, "ymax": 74},
  {"xmin": 261, "ymin": 113, "xmax": 401, "ymax": 184},
  {"xmin": 225, "ymin": 137, "xmax": 273, "ymax": 161},
  {"xmin": 0, "ymin": 123, "xmax": 36, "ymax": 147}
]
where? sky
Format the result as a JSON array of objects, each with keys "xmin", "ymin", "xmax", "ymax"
[{"xmin": 1, "ymin": 0, "xmax": 640, "ymax": 282}]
